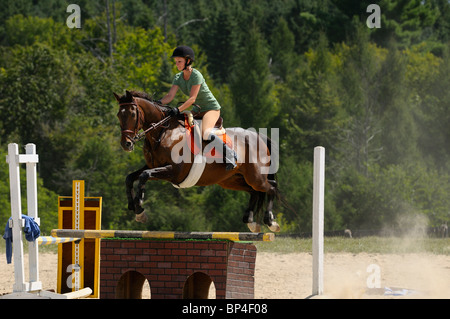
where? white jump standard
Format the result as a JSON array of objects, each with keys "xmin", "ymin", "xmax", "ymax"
[
  {"xmin": 312, "ymin": 146, "xmax": 325, "ymax": 296},
  {"xmin": 1, "ymin": 143, "xmax": 90, "ymax": 299}
]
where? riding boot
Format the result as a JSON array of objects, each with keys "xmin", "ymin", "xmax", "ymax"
[{"xmin": 206, "ymin": 134, "xmax": 237, "ymax": 170}]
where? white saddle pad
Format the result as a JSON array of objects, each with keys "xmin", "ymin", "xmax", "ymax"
[{"xmin": 172, "ymin": 120, "xmax": 205, "ymax": 189}]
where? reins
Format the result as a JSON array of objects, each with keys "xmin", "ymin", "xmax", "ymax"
[
  {"xmin": 134, "ymin": 116, "xmax": 171, "ymax": 142},
  {"xmin": 119, "ymin": 100, "xmax": 172, "ymax": 144}
]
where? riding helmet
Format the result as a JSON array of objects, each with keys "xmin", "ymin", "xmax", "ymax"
[{"xmin": 171, "ymin": 45, "xmax": 195, "ymax": 65}]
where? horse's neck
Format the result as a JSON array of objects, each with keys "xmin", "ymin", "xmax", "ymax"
[{"xmin": 137, "ymin": 98, "xmax": 164, "ymax": 127}]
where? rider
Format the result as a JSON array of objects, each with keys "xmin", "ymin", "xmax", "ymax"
[{"xmin": 159, "ymin": 45, "xmax": 237, "ymax": 170}]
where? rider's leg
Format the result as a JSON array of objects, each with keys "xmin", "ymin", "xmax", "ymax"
[
  {"xmin": 201, "ymin": 110, "xmax": 220, "ymax": 140},
  {"xmin": 202, "ymin": 110, "xmax": 237, "ymax": 170}
]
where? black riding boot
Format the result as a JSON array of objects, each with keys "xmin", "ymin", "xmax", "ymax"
[{"xmin": 206, "ymin": 134, "xmax": 237, "ymax": 170}]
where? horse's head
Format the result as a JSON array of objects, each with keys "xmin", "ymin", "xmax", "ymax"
[{"xmin": 114, "ymin": 90, "xmax": 142, "ymax": 152}]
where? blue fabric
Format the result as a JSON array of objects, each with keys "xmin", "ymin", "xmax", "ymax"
[
  {"xmin": 22, "ymin": 215, "xmax": 40, "ymax": 241},
  {"xmin": 3, "ymin": 215, "xmax": 40, "ymax": 264},
  {"xmin": 3, "ymin": 220, "xmax": 13, "ymax": 264}
]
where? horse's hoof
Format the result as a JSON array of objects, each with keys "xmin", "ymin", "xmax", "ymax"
[
  {"xmin": 268, "ymin": 221, "xmax": 280, "ymax": 232},
  {"xmin": 243, "ymin": 210, "xmax": 254, "ymax": 224},
  {"xmin": 135, "ymin": 212, "xmax": 148, "ymax": 223},
  {"xmin": 247, "ymin": 222, "xmax": 261, "ymax": 233}
]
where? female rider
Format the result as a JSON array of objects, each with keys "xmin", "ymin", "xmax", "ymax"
[{"xmin": 159, "ymin": 46, "xmax": 236, "ymax": 170}]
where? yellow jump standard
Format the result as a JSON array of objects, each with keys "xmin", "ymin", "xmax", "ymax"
[{"xmin": 57, "ymin": 180, "xmax": 102, "ymax": 298}]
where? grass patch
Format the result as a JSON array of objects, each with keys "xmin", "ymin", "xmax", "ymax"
[{"xmin": 255, "ymin": 236, "xmax": 450, "ymax": 255}]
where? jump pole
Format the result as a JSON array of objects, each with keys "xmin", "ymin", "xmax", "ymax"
[
  {"xmin": 51, "ymin": 229, "xmax": 275, "ymax": 242},
  {"xmin": 312, "ymin": 146, "xmax": 325, "ymax": 296}
]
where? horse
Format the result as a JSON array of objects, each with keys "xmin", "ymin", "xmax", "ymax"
[{"xmin": 113, "ymin": 90, "xmax": 280, "ymax": 232}]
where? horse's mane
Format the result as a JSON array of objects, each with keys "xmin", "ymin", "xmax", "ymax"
[
  {"xmin": 129, "ymin": 90, "xmax": 171, "ymax": 112},
  {"xmin": 129, "ymin": 90, "xmax": 156, "ymax": 102}
]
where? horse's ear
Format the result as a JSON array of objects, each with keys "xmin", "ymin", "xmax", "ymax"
[
  {"xmin": 125, "ymin": 90, "xmax": 133, "ymax": 100},
  {"xmin": 113, "ymin": 92, "xmax": 121, "ymax": 102}
]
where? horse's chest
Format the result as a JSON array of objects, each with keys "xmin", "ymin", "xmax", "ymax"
[{"xmin": 143, "ymin": 138, "xmax": 173, "ymax": 168}]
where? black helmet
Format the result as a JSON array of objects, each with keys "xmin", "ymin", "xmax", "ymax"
[{"xmin": 171, "ymin": 46, "xmax": 195, "ymax": 64}]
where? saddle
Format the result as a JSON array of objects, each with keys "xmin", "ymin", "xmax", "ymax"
[
  {"xmin": 183, "ymin": 111, "xmax": 232, "ymax": 158},
  {"xmin": 171, "ymin": 112, "xmax": 234, "ymax": 189}
]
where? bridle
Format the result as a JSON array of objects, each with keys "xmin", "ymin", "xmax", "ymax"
[{"xmin": 119, "ymin": 99, "xmax": 172, "ymax": 145}]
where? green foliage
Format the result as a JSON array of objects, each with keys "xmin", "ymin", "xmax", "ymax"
[
  {"xmin": 0, "ymin": 43, "xmax": 75, "ymax": 144},
  {"xmin": 335, "ymin": 163, "xmax": 450, "ymax": 230},
  {"xmin": 0, "ymin": 1, "xmax": 448, "ymax": 236},
  {"xmin": 374, "ymin": 0, "xmax": 440, "ymax": 48},
  {"xmin": 114, "ymin": 25, "xmax": 171, "ymax": 92},
  {"xmin": 229, "ymin": 24, "xmax": 279, "ymax": 129}
]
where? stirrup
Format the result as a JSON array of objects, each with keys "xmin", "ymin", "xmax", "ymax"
[
  {"xmin": 225, "ymin": 162, "xmax": 236, "ymax": 171},
  {"xmin": 224, "ymin": 147, "xmax": 237, "ymax": 170}
]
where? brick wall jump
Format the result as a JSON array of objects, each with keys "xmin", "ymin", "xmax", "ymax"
[{"xmin": 100, "ymin": 239, "xmax": 256, "ymax": 299}]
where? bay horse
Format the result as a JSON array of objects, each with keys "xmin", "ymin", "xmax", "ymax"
[{"xmin": 113, "ymin": 90, "xmax": 280, "ymax": 232}]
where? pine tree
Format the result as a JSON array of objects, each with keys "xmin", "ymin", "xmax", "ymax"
[
  {"xmin": 372, "ymin": 0, "xmax": 440, "ymax": 48},
  {"xmin": 200, "ymin": 9, "xmax": 240, "ymax": 83},
  {"xmin": 281, "ymin": 34, "xmax": 344, "ymax": 161},
  {"xmin": 270, "ymin": 17, "xmax": 296, "ymax": 82},
  {"xmin": 229, "ymin": 24, "xmax": 278, "ymax": 129},
  {"xmin": 377, "ymin": 44, "xmax": 420, "ymax": 166}
]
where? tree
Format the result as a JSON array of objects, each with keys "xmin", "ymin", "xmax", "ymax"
[
  {"xmin": 336, "ymin": 26, "xmax": 388, "ymax": 175},
  {"xmin": 0, "ymin": 43, "xmax": 75, "ymax": 145},
  {"xmin": 377, "ymin": 44, "xmax": 420, "ymax": 166},
  {"xmin": 270, "ymin": 17, "xmax": 296, "ymax": 82},
  {"xmin": 373, "ymin": 0, "xmax": 440, "ymax": 48},
  {"xmin": 229, "ymin": 24, "xmax": 278, "ymax": 129},
  {"xmin": 405, "ymin": 43, "xmax": 450, "ymax": 170},
  {"xmin": 113, "ymin": 25, "xmax": 171, "ymax": 92},
  {"xmin": 200, "ymin": 9, "xmax": 240, "ymax": 83},
  {"xmin": 280, "ymin": 34, "xmax": 345, "ymax": 161}
]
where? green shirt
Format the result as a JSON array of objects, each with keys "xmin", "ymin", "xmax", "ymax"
[{"xmin": 172, "ymin": 68, "xmax": 221, "ymax": 113}]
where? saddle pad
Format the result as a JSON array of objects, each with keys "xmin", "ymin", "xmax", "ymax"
[
  {"xmin": 171, "ymin": 153, "xmax": 206, "ymax": 189},
  {"xmin": 171, "ymin": 114, "xmax": 231, "ymax": 189}
]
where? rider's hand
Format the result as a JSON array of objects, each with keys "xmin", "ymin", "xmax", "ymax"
[{"xmin": 168, "ymin": 107, "xmax": 180, "ymax": 117}]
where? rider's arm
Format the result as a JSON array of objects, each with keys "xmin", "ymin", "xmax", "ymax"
[
  {"xmin": 178, "ymin": 84, "xmax": 200, "ymax": 112},
  {"xmin": 160, "ymin": 85, "xmax": 179, "ymax": 105}
]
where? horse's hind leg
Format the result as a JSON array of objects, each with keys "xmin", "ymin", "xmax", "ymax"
[
  {"xmin": 264, "ymin": 185, "xmax": 280, "ymax": 232},
  {"xmin": 242, "ymin": 170, "xmax": 280, "ymax": 232},
  {"xmin": 217, "ymin": 175, "xmax": 262, "ymax": 232},
  {"xmin": 243, "ymin": 191, "xmax": 263, "ymax": 233},
  {"xmin": 243, "ymin": 191, "xmax": 258, "ymax": 224}
]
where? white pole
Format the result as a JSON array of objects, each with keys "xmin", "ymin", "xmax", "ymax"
[
  {"xmin": 25, "ymin": 143, "xmax": 42, "ymax": 291},
  {"xmin": 7, "ymin": 143, "xmax": 26, "ymax": 292},
  {"xmin": 312, "ymin": 146, "xmax": 325, "ymax": 295}
]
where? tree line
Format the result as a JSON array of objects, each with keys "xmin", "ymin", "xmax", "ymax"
[{"xmin": 0, "ymin": 0, "xmax": 448, "ymax": 235}]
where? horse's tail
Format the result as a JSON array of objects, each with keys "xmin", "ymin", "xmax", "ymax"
[
  {"xmin": 258, "ymin": 132, "xmax": 297, "ymax": 219},
  {"xmin": 258, "ymin": 131, "xmax": 279, "ymax": 194},
  {"xmin": 253, "ymin": 132, "xmax": 280, "ymax": 218},
  {"xmin": 254, "ymin": 192, "xmax": 267, "ymax": 218}
]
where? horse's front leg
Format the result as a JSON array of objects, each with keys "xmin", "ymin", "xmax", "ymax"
[
  {"xmin": 126, "ymin": 165, "xmax": 148, "ymax": 212},
  {"xmin": 134, "ymin": 164, "xmax": 173, "ymax": 223}
]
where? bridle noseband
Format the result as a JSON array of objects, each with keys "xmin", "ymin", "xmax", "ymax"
[
  {"xmin": 119, "ymin": 99, "xmax": 172, "ymax": 145},
  {"xmin": 119, "ymin": 101, "xmax": 142, "ymax": 143}
]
